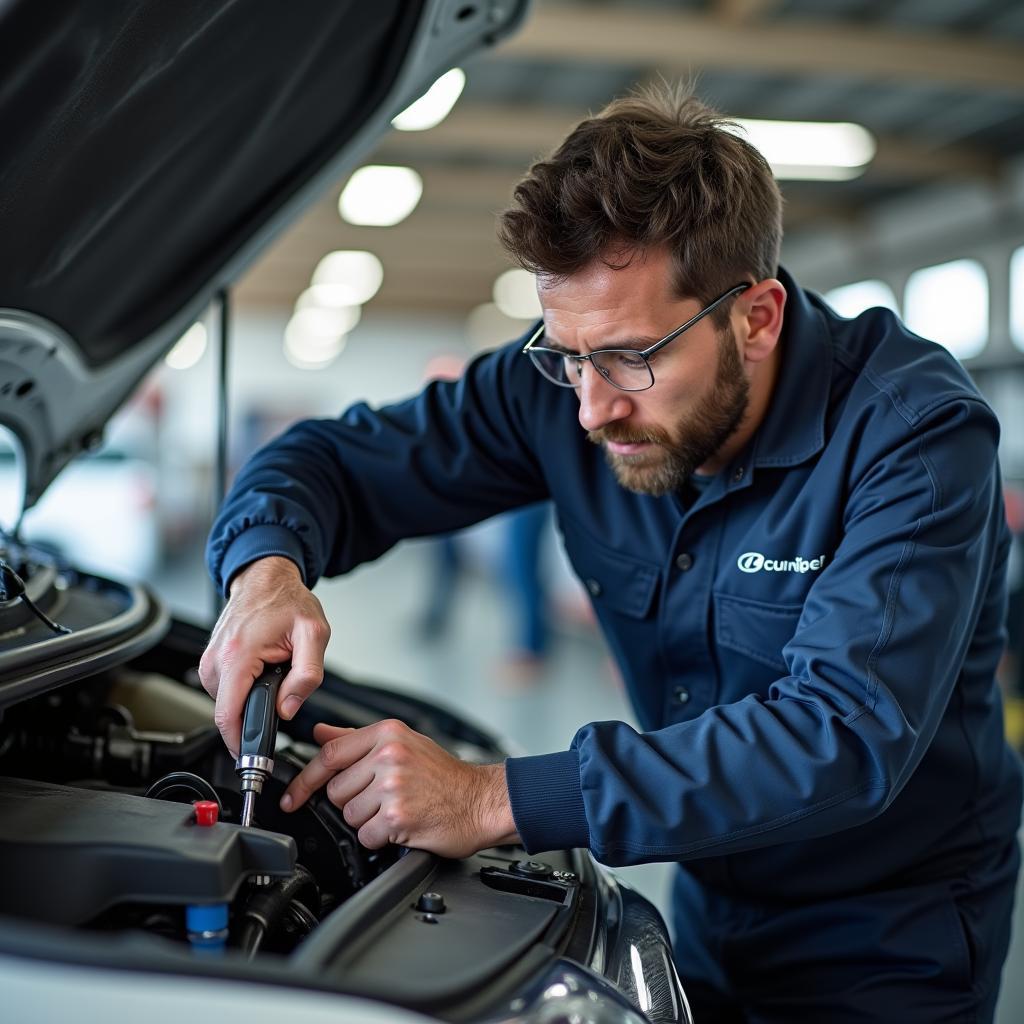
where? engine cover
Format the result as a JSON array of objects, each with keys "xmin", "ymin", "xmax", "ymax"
[{"xmin": 0, "ymin": 776, "xmax": 295, "ymax": 925}]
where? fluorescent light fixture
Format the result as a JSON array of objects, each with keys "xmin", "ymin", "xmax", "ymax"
[
  {"xmin": 311, "ymin": 251, "xmax": 384, "ymax": 305},
  {"xmin": 295, "ymin": 288, "xmax": 362, "ymax": 325},
  {"xmin": 904, "ymin": 258, "xmax": 988, "ymax": 361},
  {"xmin": 284, "ymin": 333, "xmax": 346, "ymax": 370},
  {"xmin": 283, "ymin": 310, "xmax": 348, "ymax": 370},
  {"xmin": 339, "ymin": 166, "xmax": 423, "ymax": 226},
  {"xmin": 286, "ymin": 307, "xmax": 354, "ymax": 344},
  {"xmin": 727, "ymin": 119, "xmax": 876, "ymax": 180},
  {"xmin": 824, "ymin": 280, "xmax": 899, "ymax": 318},
  {"xmin": 165, "ymin": 322, "xmax": 207, "ymax": 370},
  {"xmin": 392, "ymin": 68, "xmax": 466, "ymax": 131},
  {"xmin": 493, "ymin": 269, "xmax": 542, "ymax": 319},
  {"xmin": 465, "ymin": 302, "xmax": 535, "ymax": 352}
]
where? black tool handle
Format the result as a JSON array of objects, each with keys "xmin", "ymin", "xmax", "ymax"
[{"xmin": 240, "ymin": 662, "xmax": 288, "ymax": 760}]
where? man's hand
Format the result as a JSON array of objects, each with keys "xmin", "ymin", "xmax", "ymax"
[
  {"xmin": 198, "ymin": 556, "xmax": 331, "ymax": 756},
  {"xmin": 280, "ymin": 719, "xmax": 520, "ymax": 858}
]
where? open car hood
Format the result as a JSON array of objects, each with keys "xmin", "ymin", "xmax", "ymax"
[{"xmin": 0, "ymin": 0, "xmax": 529, "ymax": 509}]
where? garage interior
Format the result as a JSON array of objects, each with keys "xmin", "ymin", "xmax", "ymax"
[{"xmin": 6, "ymin": 1, "xmax": 1024, "ymax": 1018}]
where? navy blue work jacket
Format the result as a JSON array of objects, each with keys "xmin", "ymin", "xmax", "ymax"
[{"xmin": 208, "ymin": 268, "xmax": 1022, "ymax": 903}]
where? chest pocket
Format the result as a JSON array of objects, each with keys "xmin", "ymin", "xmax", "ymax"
[
  {"xmin": 714, "ymin": 591, "xmax": 803, "ymax": 673},
  {"xmin": 561, "ymin": 526, "xmax": 660, "ymax": 619}
]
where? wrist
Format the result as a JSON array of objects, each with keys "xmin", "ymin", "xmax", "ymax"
[
  {"xmin": 474, "ymin": 762, "xmax": 519, "ymax": 848},
  {"xmin": 228, "ymin": 555, "xmax": 302, "ymax": 597}
]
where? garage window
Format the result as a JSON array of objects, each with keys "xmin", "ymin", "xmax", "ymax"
[
  {"xmin": 1011, "ymin": 247, "xmax": 1024, "ymax": 354},
  {"xmin": 904, "ymin": 259, "xmax": 988, "ymax": 361},
  {"xmin": 824, "ymin": 279, "xmax": 899, "ymax": 318}
]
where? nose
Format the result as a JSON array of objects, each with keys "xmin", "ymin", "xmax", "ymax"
[{"xmin": 576, "ymin": 362, "xmax": 633, "ymax": 433}]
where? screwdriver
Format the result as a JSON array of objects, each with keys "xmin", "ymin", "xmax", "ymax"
[{"xmin": 236, "ymin": 662, "xmax": 288, "ymax": 827}]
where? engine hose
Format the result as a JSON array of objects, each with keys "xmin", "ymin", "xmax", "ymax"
[
  {"xmin": 144, "ymin": 771, "xmax": 222, "ymax": 812},
  {"xmin": 285, "ymin": 899, "xmax": 319, "ymax": 936},
  {"xmin": 238, "ymin": 864, "xmax": 319, "ymax": 958}
]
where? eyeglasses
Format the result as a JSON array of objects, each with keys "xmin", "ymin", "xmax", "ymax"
[{"xmin": 522, "ymin": 282, "xmax": 751, "ymax": 392}]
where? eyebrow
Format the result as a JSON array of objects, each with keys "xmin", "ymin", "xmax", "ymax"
[{"xmin": 541, "ymin": 334, "xmax": 661, "ymax": 354}]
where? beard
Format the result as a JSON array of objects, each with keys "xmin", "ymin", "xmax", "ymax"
[{"xmin": 587, "ymin": 327, "xmax": 750, "ymax": 497}]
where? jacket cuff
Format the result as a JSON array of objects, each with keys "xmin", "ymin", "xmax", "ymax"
[
  {"xmin": 505, "ymin": 750, "xmax": 591, "ymax": 853},
  {"xmin": 219, "ymin": 525, "xmax": 307, "ymax": 596}
]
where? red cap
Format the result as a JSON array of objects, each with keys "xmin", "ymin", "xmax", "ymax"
[{"xmin": 193, "ymin": 800, "xmax": 219, "ymax": 827}]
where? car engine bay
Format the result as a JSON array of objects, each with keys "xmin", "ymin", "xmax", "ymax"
[
  {"xmin": 0, "ymin": 545, "xmax": 687, "ymax": 1024},
  {"xmin": 0, "ymin": 657, "xmax": 404, "ymax": 956}
]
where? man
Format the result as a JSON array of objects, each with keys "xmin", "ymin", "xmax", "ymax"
[{"xmin": 201, "ymin": 87, "xmax": 1022, "ymax": 1021}]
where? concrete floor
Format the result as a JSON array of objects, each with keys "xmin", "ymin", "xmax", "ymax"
[{"xmin": 157, "ymin": 531, "xmax": 1024, "ymax": 1021}]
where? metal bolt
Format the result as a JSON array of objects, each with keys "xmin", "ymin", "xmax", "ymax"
[{"xmin": 416, "ymin": 891, "xmax": 446, "ymax": 914}]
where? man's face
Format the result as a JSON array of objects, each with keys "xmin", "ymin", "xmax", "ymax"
[{"xmin": 538, "ymin": 248, "xmax": 751, "ymax": 496}]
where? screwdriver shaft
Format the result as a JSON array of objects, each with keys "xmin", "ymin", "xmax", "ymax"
[{"xmin": 240, "ymin": 790, "xmax": 256, "ymax": 828}]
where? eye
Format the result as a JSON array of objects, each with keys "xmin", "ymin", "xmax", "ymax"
[{"xmin": 610, "ymin": 351, "xmax": 647, "ymax": 370}]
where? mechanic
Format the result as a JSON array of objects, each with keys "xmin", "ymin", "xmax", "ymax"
[{"xmin": 201, "ymin": 87, "xmax": 1023, "ymax": 1022}]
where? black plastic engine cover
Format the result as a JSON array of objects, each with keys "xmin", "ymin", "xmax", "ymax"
[{"xmin": 0, "ymin": 777, "xmax": 295, "ymax": 925}]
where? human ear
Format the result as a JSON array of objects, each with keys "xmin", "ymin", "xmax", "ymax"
[{"xmin": 737, "ymin": 279, "xmax": 786, "ymax": 363}]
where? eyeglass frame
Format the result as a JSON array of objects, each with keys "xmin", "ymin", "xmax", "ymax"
[{"xmin": 522, "ymin": 281, "xmax": 752, "ymax": 392}]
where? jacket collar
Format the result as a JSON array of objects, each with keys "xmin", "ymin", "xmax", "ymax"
[{"xmin": 750, "ymin": 266, "xmax": 832, "ymax": 469}]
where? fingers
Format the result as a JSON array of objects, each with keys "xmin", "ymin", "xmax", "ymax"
[
  {"xmin": 312, "ymin": 723, "xmax": 352, "ymax": 745},
  {"xmin": 357, "ymin": 814, "xmax": 392, "ymax": 851},
  {"xmin": 281, "ymin": 725, "xmax": 374, "ymax": 812},
  {"xmin": 278, "ymin": 614, "xmax": 330, "ymax": 721},
  {"xmin": 327, "ymin": 766, "xmax": 377, "ymax": 819},
  {"xmin": 197, "ymin": 558, "xmax": 330, "ymax": 753},
  {"xmin": 211, "ymin": 654, "xmax": 265, "ymax": 757}
]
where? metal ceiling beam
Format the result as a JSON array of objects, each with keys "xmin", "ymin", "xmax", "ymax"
[
  {"xmin": 498, "ymin": 5, "xmax": 1024, "ymax": 93},
  {"xmin": 236, "ymin": 192, "xmax": 858, "ymax": 313},
  {"xmin": 375, "ymin": 104, "xmax": 1003, "ymax": 184}
]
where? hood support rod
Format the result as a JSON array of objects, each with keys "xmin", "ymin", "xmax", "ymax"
[{"xmin": 213, "ymin": 287, "xmax": 231, "ymax": 619}]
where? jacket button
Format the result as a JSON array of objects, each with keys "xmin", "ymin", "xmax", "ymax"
[
  {"xmin": 674, "ymin": 687, "xmax": 690, "ymax": 705},
  {"xmin": 675, "ymin": 552, "xmax": 693, "ymax": 571},
  {"xmin": 586, "ymin": 578, "xmax": 602, "ymax": 597},
  {"xmin": 732, "ymin": 466, "xmax": 745, "ymax": 483}
]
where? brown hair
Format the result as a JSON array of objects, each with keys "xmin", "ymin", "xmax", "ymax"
[{"xmin": 498, "ymin": 84, "xmax": 782, "ymax": 324}]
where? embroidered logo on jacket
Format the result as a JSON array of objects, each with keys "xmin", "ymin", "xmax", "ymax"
[{"xmin": 737, "ymin": 551, "xmax": 828, "ymax": 574}]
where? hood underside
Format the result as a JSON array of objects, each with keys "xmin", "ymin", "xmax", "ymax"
[{"xmin": 0, "ymin": 0, "xmax": 529, "ymax": 507}]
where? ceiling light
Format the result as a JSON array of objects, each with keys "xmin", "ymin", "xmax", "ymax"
[
  {"xmin": 392, "ymin": 68, "xmax": 466, "ymax": 132},
  {"xmin": 338, "ymin": 166, "xmax": 422, "ymax": 226},
  {"xmin": 285, "ymin": 307, "xmax": 354, "ymax": 345},
  {"xmin": 466, "ymin": 303, "xmax": 536, "ymax": 352},
  {"xmin": 284, "ymin": 332, "xmax": 346, "ymax": 370},
  {"xmin": 493, "ymin": 269, "xmax": 542, "ymax": 319},
  {"xmin": 295, "ymin": 288, "xmax": 362, "ymax": 325},
  {"xmin": 283, "ymin": 310, "xmax": 348, "ymax": 370},
  {"xmin": 164, "ymin": 322, "xmax": 207, "ymax": 370},
  {"xmin": 311, "ymin": 251, "xmax": 383, "ymax": 305},
  {"xmin": 727, "ymin": 119, "xmax": 876, "ymax": 180}
]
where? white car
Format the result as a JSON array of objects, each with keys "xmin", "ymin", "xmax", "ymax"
[{"xmin": 0, "ymin": 3, "xmax": 690, "ymax": 1023}]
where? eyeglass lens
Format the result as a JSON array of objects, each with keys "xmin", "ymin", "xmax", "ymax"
[{"xmin": 529, "ymin": 348, "xmax": 654, "ymax": 391}]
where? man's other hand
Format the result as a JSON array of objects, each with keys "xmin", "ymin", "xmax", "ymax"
[
  {"xmin": 279, "ymin": 719, "xmax": 520, "ymax": 858},
  {"xmin": 198, "ymin": 556, "xmax": 331, "ymax": 756}
]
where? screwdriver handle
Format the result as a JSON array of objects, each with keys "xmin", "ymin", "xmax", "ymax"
[{"xmin": 239, "ymin": 662, "xmax": 287, "ymax": 764}]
